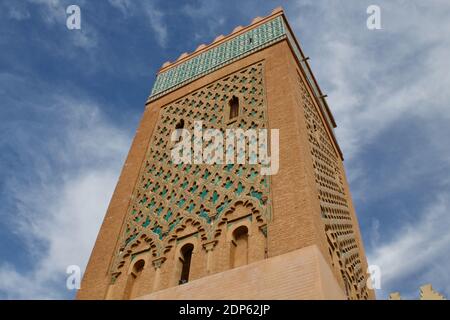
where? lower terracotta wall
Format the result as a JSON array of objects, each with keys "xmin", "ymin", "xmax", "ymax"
[{"xmin": 136, "ymin": 245, "xmax": 345, "ymax": 300}]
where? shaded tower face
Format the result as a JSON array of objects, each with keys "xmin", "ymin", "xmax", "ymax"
[{"xmin": 78, "ymin": 8, "xmax": 374, "ymax": 300}]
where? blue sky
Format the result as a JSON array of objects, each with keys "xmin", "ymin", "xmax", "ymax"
[{"xmin": 1, "ymin": 0, "xmax": 450, "ymax": 299}]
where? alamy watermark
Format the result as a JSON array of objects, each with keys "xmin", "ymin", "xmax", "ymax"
[
  {"xmin": 170, "ymin": 121, "xmax": 279, "ymax": 176},
  {"xmin": 66, "ymin": 265, "xmax": 81, "ymax": 290},
  {"xmin": 367, "ymin": 5, "xmax": 382, "ymax": 30},
  {"xmin": 66, "ymin": 5, "xmax": 81, "ymax": 30},
  {"xmin": 367, "ymin": 264, "xmax": 382, "ymax": 290}
]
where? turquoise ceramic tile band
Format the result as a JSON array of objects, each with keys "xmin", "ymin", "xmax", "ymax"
[{"xmin": 148, "ymin": 16, "xmax": 286, "ymax": 101}]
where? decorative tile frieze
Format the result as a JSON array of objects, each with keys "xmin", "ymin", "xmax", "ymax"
[{"xmin": 148, "ymin": 16, "xmax": 285, "ymax": 101}]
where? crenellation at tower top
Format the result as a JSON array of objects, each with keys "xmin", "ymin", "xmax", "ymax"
[{"xmin": 157, "ymin": 7, "xmax": 284, "ymax": 74}]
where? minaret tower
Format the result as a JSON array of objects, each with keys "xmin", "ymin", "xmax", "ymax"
[{"xmin": 78, "ymin": 8, "xmax": 374, "ymax": 300}]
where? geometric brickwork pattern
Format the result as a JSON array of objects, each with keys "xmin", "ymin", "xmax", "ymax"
[
  {"xmin": 110, "ymin": 62, "xmax": 271, "ymax": 281},
  {"xmin": 149, "ymin": 17, "xmax": 285, "ymax": 101},
  {"xmin": 284, "ymin": 27, "xmax": 335, "ymax": 133},
  {"xmin": 298, "ymin": 75, "xmax": 369, "ymax": 300},
  {"xmin": 150, "ymin": 13, "xmax": 335, "ymax": 151}
]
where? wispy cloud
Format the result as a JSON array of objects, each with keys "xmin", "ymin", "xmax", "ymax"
[
  {"xmin": 142, "ymin": 2, "xmax": 168, "ymax": 48},
  {"xmin": 108, "ymin": 0, "xmax": 131, "ymax": 15},
  {"xmin": 5, "ymin": 4, "xmax": 31, "ymax": 21},
  {"xmin": 181, "ymin": 0, "xmax": 227, "ymax": 40},
  {"xmin": 288, "ymin": 0, "xmax": 450, "ymax": 160},
  {"xmin": 369, "ymin": 194, "xmax": 450, "ymax": 298},
  {"xmin": 0, "ymin": 76, "xmax": 130, "ymax": 298},
  {"xmin": 28, "ymin": 0, "xmax": 66, "ymax": 25},
  {"xmin": 24, "ymin": 0, "xmax": 98, "ymax": 50},
  {"xmin": 108, "ymin": 0, "xmax": 169, "ymax": 48}
]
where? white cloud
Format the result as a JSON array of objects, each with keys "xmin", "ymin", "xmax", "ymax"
[
  {"xmin": 180, "ymin": 0, "xmax": 230, "ymax": 42},
  {"xmin": 368, "ymin": 194, "xmax": 450, "ymax": 298},
  {"xmin": 28, "ymin": 0, "xmax": 65, "ymax": 25},
  {"xmin": 142, "ymin": 2, "xmax": 168, "ymax": 48},
  {"xmin": 288, "ymin": 0, "xmax": 450, "ymax": 160},
  {"xmin": 71, "ymin": 29, "xmax": 98, "ymax": 49},
  {"xmin": 8, "ymin": 7, "xmax": 31, "ymax": 21},
  {"xmin": 0, "ymin": 95, "xmax": 130, "ymax": 299},
  {"xmin": 26, "ymin": 0, "xmax": 97, "ymax": 50},
  {"xmin": 108, "ymin": 0, "xmax": 131, "ymax": 15},
  {"xmin": 108, "ymin": 0, "xmax": 169, "ymax": 48}
]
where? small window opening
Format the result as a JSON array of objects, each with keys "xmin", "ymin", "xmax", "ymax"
[
  {"xmin": 174, "ymin": 119, "xmax": 184, "ymax": 142},
  {"xmin": 230, "ymin": 225, "xmax": 249, "ymax": 268},
  {"xmin": 179, "ymin": 243, "xmax": 194, "ymax": 285},
  {"xmin": 229, "ymin": 96, "xmax": 239, "ymax": 120},
  {"xmin": 175, "ymin": 119, "xmax": 184, "ymax": 129}
]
